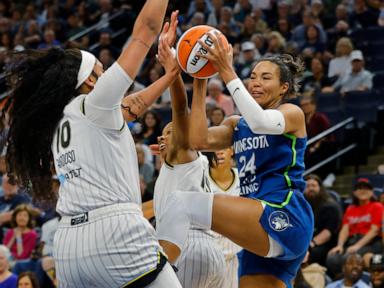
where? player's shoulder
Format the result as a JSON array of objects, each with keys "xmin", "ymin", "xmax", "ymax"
[
  {"xmin": 223, "ymin": 115, "xmax": 241, "ymax": 128},
  {"xmin": 64, "ymin": 95, "xmax": 85, "ymax": 114},
  {"xmin": 279, "ymin": 102, "xmax": 304, "ymax": 116}
]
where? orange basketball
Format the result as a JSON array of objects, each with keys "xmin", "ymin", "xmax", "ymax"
[{"xmin": 176, "ymin": 25, "xmax": 229, "ymax": 79}]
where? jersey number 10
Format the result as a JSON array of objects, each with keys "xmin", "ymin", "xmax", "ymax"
[{"xmin": 56, "ymin": 120, "xmax": 71, "ymax": 153}]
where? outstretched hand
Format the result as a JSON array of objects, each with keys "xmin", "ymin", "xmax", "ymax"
[
  {"xmin": 157, "ymin": 36, "xmax": 180, "ymax": 75},
  {"xmin": 159, "ymin": 10, "xmax": 179, "ymax": 48},
  {"xmin": 197, "ymin": 31, "xmax": 235, "ymax": 82}
]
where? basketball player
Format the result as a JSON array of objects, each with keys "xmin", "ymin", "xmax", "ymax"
[
  {"xmin": 153, "ymin": 37, "xmax": 226, "ymax": 288},
  {"xmin": 163, "ymin": 33, "xmax": 314, "ymax": 288},
  {"xmin": 204, "ymin": 148, "xmax": 242, "ymax": 288},
  {"xmin": 1, "ymin": 2, "xmax": 184, "ymax": 287}
]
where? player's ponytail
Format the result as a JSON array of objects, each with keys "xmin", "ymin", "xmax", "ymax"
[{"xmin": 1, "ymin": 48, "xmax": 81, "ymax": 202}]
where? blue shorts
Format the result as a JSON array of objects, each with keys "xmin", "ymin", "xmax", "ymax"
[{"xmin": 238, "ymin": 190, "xmax": 314, "ymax": 287}]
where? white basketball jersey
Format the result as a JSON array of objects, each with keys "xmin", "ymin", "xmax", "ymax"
[
  {"xmin": 154, "ymin": 154, "xmax": 212, "ymax": 229},
  {"xmin": 208, "ymin": 168, "xmax": 242, "ymax": 259},
  {"xmin": 52, "ymin": 95, "xmax": 141, "ymax": 216}
]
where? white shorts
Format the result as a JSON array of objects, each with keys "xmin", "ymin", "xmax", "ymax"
[
  {"xmin": 175, "ymin": 230, "xmax": 226, "ymax": 288},
  {"xmin": 54, "ymin": 203, "xmax": 162, "ymax": 288}
]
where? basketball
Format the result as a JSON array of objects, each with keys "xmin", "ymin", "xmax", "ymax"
[{"xmin": 176, "ymin": 25, "xmax": 229, "ymax": 79}]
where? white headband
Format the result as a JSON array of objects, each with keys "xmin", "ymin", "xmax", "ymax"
[{"xmin": 76, "ymin": 50, "xmax": 97, "ymax": 89}]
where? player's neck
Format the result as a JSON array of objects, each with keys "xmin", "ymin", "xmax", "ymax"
[{"xmin": 210, "ymin": 167, "xmax": 234, "ymax": 190}]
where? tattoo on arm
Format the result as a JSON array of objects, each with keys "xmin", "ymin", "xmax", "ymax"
[
  {"xmin": 131, "ymin": 37, "xmax": 151, "ymax": 49},
  {"xmin": 121, "ymin": 95, "xmax": 148, "ymax": 120}
]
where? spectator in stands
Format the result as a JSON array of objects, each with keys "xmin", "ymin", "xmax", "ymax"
[
  {"xmin": 217, "ymin": 6, "xmax": 240, "ymax": 39},
  {"xmin": 301, "ymin": 58, "xmax": 337, "ymax": 93},
  {"xmin": 251, "ymin": 7, "xmax": 269, "ymax": 33},
  {"xmin": 299, "ymin": 94, "xmax": 335, "ymax": 177},
  {"xmin": 37, "ymin": 29, "xmax": 61, "ymax": 50},
  {"xmin": 369, "ymin": 254, "xmax": 384, "ymax": 288},
  {"xmin": 326, "ymin": 253, "xmax": 370, "ymax": 288},
  {"xmin": 250, "ymin": 33, "xmax": 267, "ymax": 55},
  {"xmin": 186, "ymin": 11, "xmax": 206, "ymax": 30},
  {"xmin": 327, "ymin": 178, "xmax": 383, "ymax": 278},
  {"xmin": 206, "ymin": 78, "xmax": 235, "ymax": 116},
  {"xmin": 379, "ymin": 7, "xmax": 384, "ymax": 26},
  {"xmin": 233, "ymin": 0, "xmax": 253, "ymax": 23},
  {"xmin": 41, "ymin": 256, "xmax": 56, "ymax": 287},
  {"xmin": 137, "ymin": 110, "xmax": 163, "ymax": 146},
  {"xmin": 0, "ymin": 174, "xmax": 31, "ymax": 240},
  {"xmin": 326, "ymin": 4, "xmax": 351, "ymax": 50},
  {"xmin": 0, "ymin": 32, "xmax": 12, "ymax": 51},
  {"xmin": 209, "ymin": 107, "xmax": 226, "ymax": 127},
  {"xmin": 23, "ymin": 20, "xmax": 42, "ymax": 50},
  {"xmin": 325, "ymin": 50, "xmax": 373, "ymax": 94},
  {"xmin": 264, "ymin": 31, "xmax": 286, "ymax": 57},
  {"xmin": 13, "ymin": 248, "xmax": 55, "ymax": 288},
  {"xmin": 0, "ymin": 245, "xmax": 17, "ymax": 287},
  {"xmin": 238, "ymin": 14, "xmax": 259, "ymax": 41},
  {"xmin": 235, "ymin": 41, "xmax": 259, "ymax": 79},
  {"xmin": 186, "ymin": 0, "xmax": 212, "ymax": 24},
  {"xmin": 300, "ymin": 24, "xmax": 325, "ymax": 54},
  {"xmin": 304, "ymin": 174, "xmax": 342, "ymax": 266},
  {"xmin": 90, "ymin": 29, "xmax": 120, "ymax": 59},
  {"xmin": 206, "ymin": 0, "xmax": 223, "ymax": 27},
  {"xmin": 291, "ymin": 9, "xmax": 327, "ymax": 49},
  {"xmin": 17, "ymin": 271, "xmax": 39, "ymax": 288},
  {"xmin": 276, "ymin": 18, "xmax": 292, "ymax": 41},
  {"xmin": 136, "ymin": 143, "xmax": 154, "ymax": 185},
  {"xmin": 147, "ymin": 67, "xmax": 171, "ymax": 108},
  {"xmin": 98, "ymin": 48, "xmax": 114, "ymax": 69},
  {"xmin": 350, "ymin": 0, "xmax": 380, "ymax": 28},
  {"xmin": 328, "ymin": 37, "xmax": 354, "ymax": 79},
  {"xmin": 3, "ymin": 204, "xmax": 37, "ymax": 260}
]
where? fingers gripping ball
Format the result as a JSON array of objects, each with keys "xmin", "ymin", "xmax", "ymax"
[{"xmin": 176, "ymin": 25, "xmax": 229, "ymax": 79}]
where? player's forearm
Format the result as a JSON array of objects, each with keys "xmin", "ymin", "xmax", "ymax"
[
  {"xmin": 122, "ymin": 72, "xmax": 176, "ymax": 122},
  {"xmin": 133, "ymin": 0, "xmax": 168, "ymax": 40},
  {"xmin": 117, "ymin": 0, "xmax": 169, "ymax": 79},
  {"xmin": 170, "ymin": 75, "xmax": 188, "ymax": 113},
  {"xmin": 170, "ymin": 75, "xmax": 190, "ymax": 149},
  {"xmin": 189, "ymin": 79, "xmax": 209, "ymax": 149},
  {"xmin": 226, "ymin": 78, "xmax": 285, "ymax": 135}
]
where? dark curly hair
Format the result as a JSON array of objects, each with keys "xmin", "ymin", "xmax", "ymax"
[
  {"xmin": 1, "ymin": 48, "xmax": 82, "ymax": 201},
  {"xmin": 255, "ymin": 54, "xmax": 305, "ymax": 99}
]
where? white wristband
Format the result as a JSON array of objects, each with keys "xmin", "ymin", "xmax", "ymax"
[{"xmin": 226, "ymin": 78, "xmax": 285, "ymax": 134}]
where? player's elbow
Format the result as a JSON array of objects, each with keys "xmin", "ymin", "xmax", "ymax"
[
  {"xmin": 133, "ymin": 18, "xmax": 161, "ymax": 41},
  {"xmin": 189, "ymin": 138, "xmax": 209, "ymax": 151}
]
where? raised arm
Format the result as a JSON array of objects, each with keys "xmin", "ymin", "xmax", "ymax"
[
  {"xmin": 118, "ymin": 0, "xmax": 170, "ymax": 79},
  {"xmin": 121, "ymin": 11, "xmax": 179, "ymax": 122},
  {"xmin": 84, "ymin": 10, "xmax": 178, "ymax": 129},
  {"xmin": 189, "ymin": 78, "xmax": 235, "ymax": 151},
  {"xmin": 157, "ymin": 38, "xmax": 190, "ymax": 150},
  {"xmin": 121, "ymin": 71, "xmax": 178, "ymax": 122},
  {"xmin": 199, "ymin": 32, "xmax": 305, "ymax": 137}
]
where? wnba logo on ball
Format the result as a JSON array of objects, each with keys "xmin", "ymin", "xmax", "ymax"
[
  {"xmin": 176, "ymin": 25, "xmax": 229, "ymax": 79},
  {"xmin": 268, "ymin": 211, "xmax": 292, "ymax": 232},
  {"xmin": 189, "ymin": 35, "xmax": 214, "ymax": 67}
]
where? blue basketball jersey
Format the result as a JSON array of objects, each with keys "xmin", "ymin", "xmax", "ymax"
[{"xmin": 233, "ymin": 118, "xmax": 307, "ymax": 203}]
